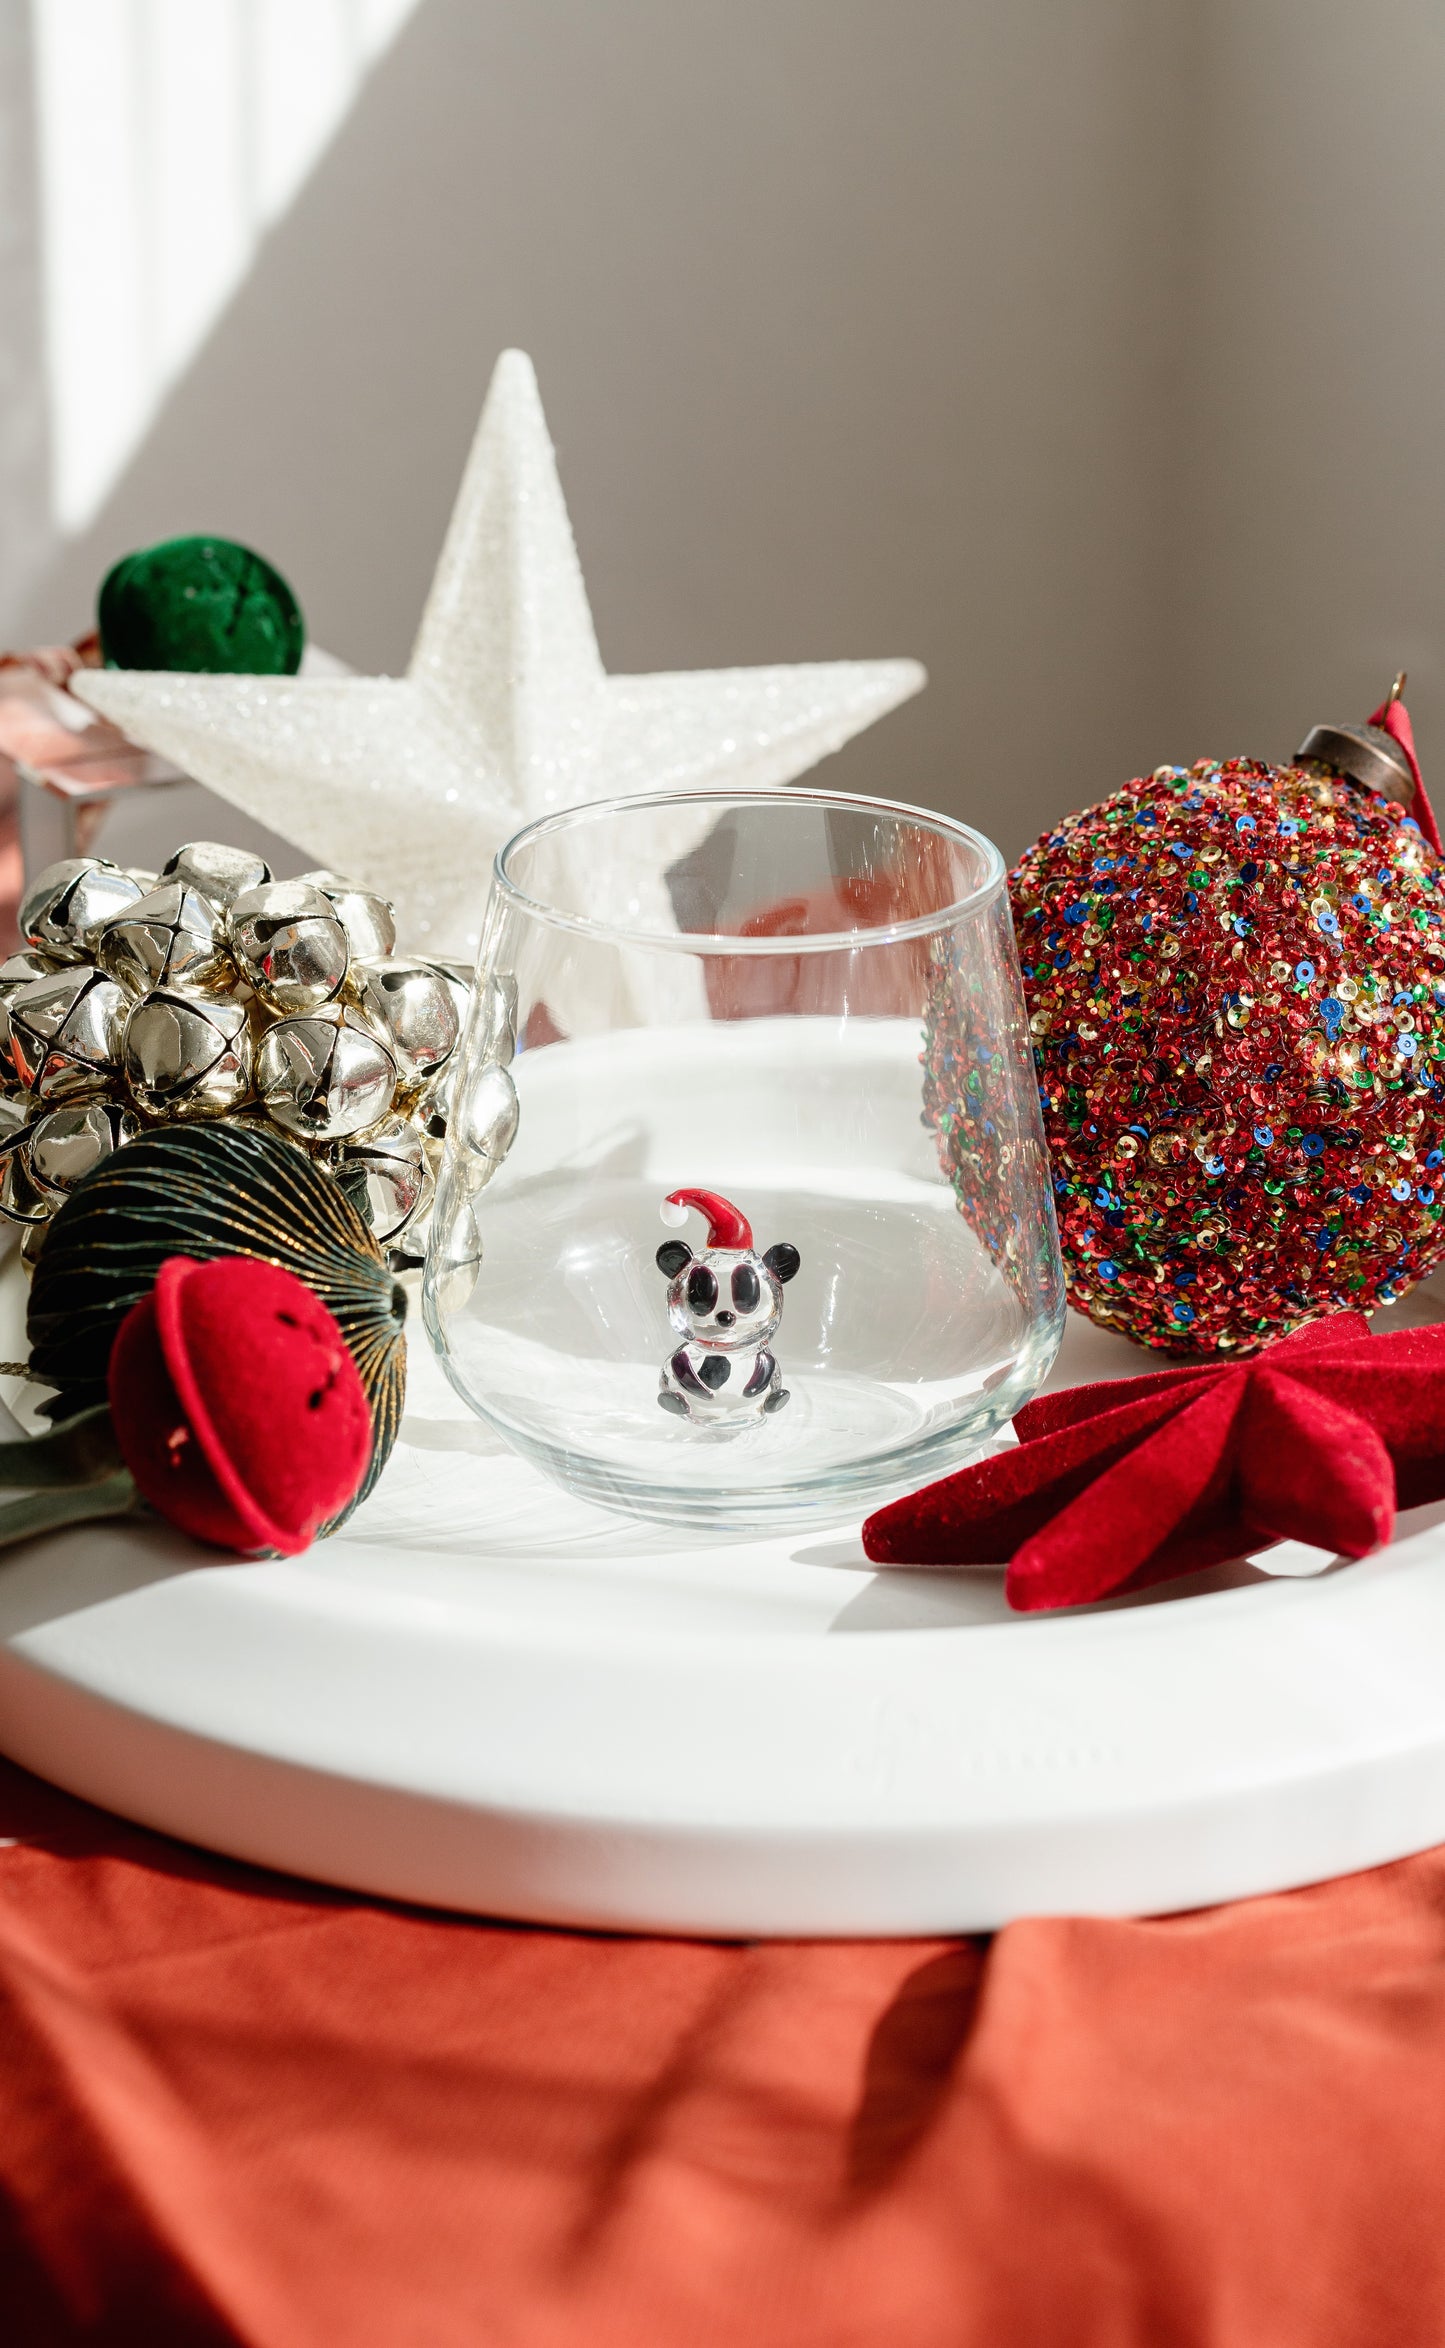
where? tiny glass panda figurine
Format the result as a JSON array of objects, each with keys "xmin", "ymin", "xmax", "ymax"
[{"xmin": 655, "ymin": 1188, "xmax": 800, "ymax": 1425}]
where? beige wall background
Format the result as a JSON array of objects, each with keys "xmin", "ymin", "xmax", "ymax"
[
  {"xmin": 1171, "ymin": 1, "xmax": 1445, "ymax": 776},
  {"xmin": 5, "ymin": 0, "xmax": 1444, "ymax": 865}
]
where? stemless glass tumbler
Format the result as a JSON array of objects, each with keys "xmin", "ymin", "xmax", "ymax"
[{"xmin": 424, "ymin": 788, "xmax": 1065, "ymax": 1531}]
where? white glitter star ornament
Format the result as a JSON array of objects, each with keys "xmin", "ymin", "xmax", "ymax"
[{"xmin": 74, "ymin": 351, "xmax": 925, "ymax": 962}]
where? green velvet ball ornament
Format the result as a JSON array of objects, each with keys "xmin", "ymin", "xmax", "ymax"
[{"xmin": 98, "ymin": 536, "xmax": 305, "ymax": 674}]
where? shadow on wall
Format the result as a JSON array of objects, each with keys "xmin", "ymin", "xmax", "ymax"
[{"xmin": 16, "ymin": 0, "xmax": 1195, "ymax": 859}]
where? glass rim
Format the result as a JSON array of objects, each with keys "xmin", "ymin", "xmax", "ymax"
[{"xmin": 491, "ymin": 786, "xmax": 1007, "ymax": 955}]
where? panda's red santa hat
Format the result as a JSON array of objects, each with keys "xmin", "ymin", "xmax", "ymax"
[{"xmin": 659, "ymin": 1189, "xmax": 753, "ymax": 1250}]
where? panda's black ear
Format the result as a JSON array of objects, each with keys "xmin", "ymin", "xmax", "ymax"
[
  {"xmin": 656, "ymin": 1241, "xmax": 692, "ymax": 1278},
  {"xmin": 764, "ymin": 1242, "xmax": 801, "ymax": 1284}
]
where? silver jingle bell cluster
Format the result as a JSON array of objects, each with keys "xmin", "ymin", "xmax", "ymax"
[{"xmin": 0, "ymin": 844, "xmax": 475, "ymax": 1268}]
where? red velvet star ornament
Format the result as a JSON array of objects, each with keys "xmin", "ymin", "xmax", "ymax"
[{"xmin": 862, "ymin": 1314, "xmax": 1445, "ymax": 1611}]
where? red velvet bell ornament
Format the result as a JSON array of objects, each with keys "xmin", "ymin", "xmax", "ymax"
[
  {"xmin": 1003, "ymin": 678, "xmax": 1445, "ymax": 1355},
  {"xmin": 0, "ymin": 1254, "xmax": 374, "ymax": 1557},
  {"xmin": 108, "ymin": 1255, "xmax": 373, "ymax": 1554}
]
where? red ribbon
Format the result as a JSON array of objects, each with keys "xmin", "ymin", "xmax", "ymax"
[{"xmin": 1368, "ymin": 689, "xmax": 1441, "ymax": 852}]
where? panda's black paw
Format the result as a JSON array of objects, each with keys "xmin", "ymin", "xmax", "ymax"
[
  {"xmin": 763, "ymin": 1388, "xmax": 790, "ymax": 1413},
  {"xmin": 658, "ymin": 1389, "xmax": 690, "ymax": 1418}
]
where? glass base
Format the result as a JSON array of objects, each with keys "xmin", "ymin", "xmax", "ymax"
[
  {"xmin": 426, "ymin": 1304, "xmax": 1061, "ymax": 1533},
  {"xmin": 423, "ymin": 1016, "xmax": 1064, "ymax": 1535}
]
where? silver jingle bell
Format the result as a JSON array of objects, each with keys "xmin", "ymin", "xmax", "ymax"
[
  {"xmin": 8, "ymin": 966, "xmax": 129, "ymax": 1101},
  {"xmin": 355, "ymin": 957, "xmax": 461, "ymax": 1087},
  {"xmin": 427, "ymin": 1184, "xmax": 484, "ymax": 1313},
  {"xmin": 327, "ymin": 1115, "xmax": 433, "ymax": 1245},
  {"xmin": 0, "ymin": 951, "xmax": 58, "ymax": 1077},
  {"xmin": 229, "ymin": 880, "xmax": 350, "ymax": 1012},
  {"xmin": 257, "ymin": 1005, "xmax": 397, "ymax": 1139},
  {"xmin": 413, "ymin": 1053, "xmax": 457, "ymax": 1145},
  {"xmin": 445, "ymin": 1058, "xmax": 520, "ymax": 1195},
  {"xmin": 0, "ymin": 1142, "xmax": 51, "ymax": 1229},
  {"xmin": 96, "ymin": 880, "xmax": 233, "ymax": 997},
  {"xmin": 26, "ymin": 1098, "xmax": 140, "ymax": 1198},
  {"xmin": 124, "ymin": 990, "xmax": 252, "ymax": 1118},
  {"xmin": 472, "ymin": 972, "xmax": 517, "ymax": 1069},
  {"xmin": 160, "ymin": 840, "xmax": 272, "ymax": 910},
  {"xmin": 299, "ymin": 871, "xmax": 397, "ymax": 962},
  {"xmin": 411, "ymin": 969, "xmax": 484, "ymax": 1141},
  {"xmin": 20, "ymin": 858, "xmax": 147, "ymax": 961}
]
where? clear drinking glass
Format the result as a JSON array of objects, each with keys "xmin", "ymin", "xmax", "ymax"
[{"xmin": 424, "ymin": 788, "xmax": 1065, "ymax": 1531}]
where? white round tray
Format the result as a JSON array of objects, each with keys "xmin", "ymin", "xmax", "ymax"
[{"xmin": 4, "ymin": 1261, "xmax": 1445, "ymax": 1936}]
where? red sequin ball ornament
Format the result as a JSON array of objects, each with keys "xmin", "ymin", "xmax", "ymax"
[{"xmin": 1005, "ymin": 695, "xmax": 1445, "ymax": 1355}]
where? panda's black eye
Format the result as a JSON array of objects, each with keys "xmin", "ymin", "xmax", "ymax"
[
  {"xmin": 687, "ymin": 1265, "xmax": 718, "ymax": 1313},
  {"xmin": 731, "ymin": 1264, "xmax": 760, "ymax": 1313}
]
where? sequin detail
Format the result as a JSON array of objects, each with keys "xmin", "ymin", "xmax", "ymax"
[{"xmin": 1001, "ymin": 755, "xmax": 1445, "ymax": 1354}]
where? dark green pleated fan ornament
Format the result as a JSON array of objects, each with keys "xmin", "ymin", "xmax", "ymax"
[
  {"xmin": 98, "ymin": 536, "xmax": 304, "ymax": 674},
  {"xmin": 27, "ymin": 1125, "xmax": 406, "ymax": 1518}
]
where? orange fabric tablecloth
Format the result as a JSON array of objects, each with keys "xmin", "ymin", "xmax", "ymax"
[{"xmin": 6, "ymin": 1759, "xmax": 1445, "ymax": 2345}]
